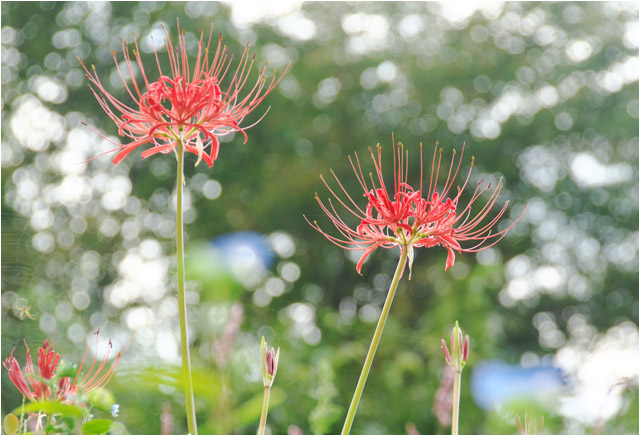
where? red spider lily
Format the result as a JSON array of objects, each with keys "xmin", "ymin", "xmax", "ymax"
[
  {"xmin": 3, "ymin": 338, "xmax": 59, "ymax": 401},
  {"xmin": 307, "ymin": 139, "xmax": 525, "ymax": 275},
  {"xmin": 80, "ymin": 22, "xmax": 288, "ymax": 167},
  {"xmin": 3, "ymin": 330, "xmax": 127, "ymax": 403}
]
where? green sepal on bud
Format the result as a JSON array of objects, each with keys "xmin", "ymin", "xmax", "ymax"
[
  {"xmin": 55, "ymin": 360, "xmax": 78, "ymax": 380},
  {"xmin": 260, "ymin": 336, "xmax": 280, "ymax": 388}
]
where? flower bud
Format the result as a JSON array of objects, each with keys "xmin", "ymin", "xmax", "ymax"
[
  {"xmin": 266, "ymin": 348, "xmax": 276, "ymax": 377},
  {"xmin": 441, "ymin": 321, "xmax": 470, "ymax": 373},
  {"xmin": 463, "ymin": 335, "xmax": 470, "ymax": 362},
  {"xmin": 260, "ymin": 336, "xmax": 280, "ymax": 388}
]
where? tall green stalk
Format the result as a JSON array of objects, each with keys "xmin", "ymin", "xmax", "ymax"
[
  {"xmin": 257, "ymin": 387, "xmax": 271, "ymax": 435},
  {"xmin": 341, "ymin": 246, "xmax": 408, "ymax": 435},
  {"xmin": 176, "ymin": 139, "xmax": 198, "ymax": 434},
  {"xmin": 451, "ymin": 370, "xmax": 462, "ymax": 435}
]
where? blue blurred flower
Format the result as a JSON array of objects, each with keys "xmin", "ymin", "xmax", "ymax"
[
  {"xmin": 212, "ymin": 231, "xmax": 275, "ymax": 270},
  {"xmin": 211, "ymin": 232, "xmax": 275, "ymax": 287},
  {"xmin": 470, "ymin": 360, "xmax": 565, "ymax": 410}
]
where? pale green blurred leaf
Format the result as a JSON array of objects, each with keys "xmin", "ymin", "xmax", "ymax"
[
  {"xmin": 231, "ymin": 388, "xmax": 284, "ymax": 429},
  {"xmin": 3, "ymin": 414, "xmax": 19, "ymax": 435},
  {"xmin": 80, "ymin": 419, "xmax": 112, "ymax": 435},
  {"xmin": 13, "ymin": 401, "xmax": 86, "ymax": 418}
]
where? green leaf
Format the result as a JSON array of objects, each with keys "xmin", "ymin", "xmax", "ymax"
[
  {"xmin": 3, "ymin": 413, "xmax": 19, "ymax": 435},
  {"xmin": 230, "ymin": 388, "xmax": 284, "ymax": 429},
  {"xmin": 80, "ymin": 419, "xmax": 113, "ymax": 435},
  {"xmin": 13, "ymin": 401, "xmax": 86, "ymax": 418}
]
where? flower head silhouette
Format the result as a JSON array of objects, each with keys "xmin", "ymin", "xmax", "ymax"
[
  {"xmin": 80, "ymin": 22, "xmax": 287, "ymax": 167},
  {"xmin": 308, "ymin": 139, "xmax": 524, "ymax": 275},
  {"xmin": 3, "ymin": 331, "xmax": 127, "ymax": 403}
]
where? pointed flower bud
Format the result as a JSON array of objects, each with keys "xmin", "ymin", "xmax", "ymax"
[
  {"xmin": 266, "ymin": 348, "xmax": 276, "ymax": 377},
  {"xmin": 260, "ymin": 336, "xmax": 280, "ymax": 388},
  {"xmin": 441, "ymin": 339, "xmax": 452, "ymax": 366},
  {"xmin": 441, "ymin": 321, "xmax": 470, "ymax": 373}
]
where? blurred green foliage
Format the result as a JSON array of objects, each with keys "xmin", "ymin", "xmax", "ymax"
[{"xmin": 1, "ymin": 1, "xmax": 638, "ymax": 435}]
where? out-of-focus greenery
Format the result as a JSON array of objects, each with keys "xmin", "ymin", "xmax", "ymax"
[{"xmin": 1, "ymin": 2, "xmax": 638, "ymax": 435}]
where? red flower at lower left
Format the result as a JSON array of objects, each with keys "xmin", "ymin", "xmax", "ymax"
[{"xmin": 3, "ymin": 330, "xmax": 126, "ymax": 403}]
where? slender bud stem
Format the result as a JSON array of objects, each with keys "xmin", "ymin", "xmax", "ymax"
[
  {"xmin": 341, "ymin": 246, "xmax": 409, "ymax": 435},
  {"xmin": 451, "ymin": 370, "xmax": 462, "ymax": 436},
  {"xmin": 258, "ymin": 386, "xmax": 271, "ymax": 435},
  {"xmin": 176, "ymin": 139, "xmax": 198, "ymax": 434}
]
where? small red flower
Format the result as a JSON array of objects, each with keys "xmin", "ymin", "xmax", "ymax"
[
  {"xmin": 308, "ymin": 139, "xmax": 525, "ymax": 275},
  {"xmin": 3, "ymin": 330, "xmax": 127, "ymax": 403},
  {"xmin": 80, "ymin": 22, "xmax": 288, "ymax": 167}
]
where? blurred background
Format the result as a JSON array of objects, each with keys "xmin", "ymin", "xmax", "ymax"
[{"xmin": 1, "ymin": 1, "xmax": 638, "ymax": 434}]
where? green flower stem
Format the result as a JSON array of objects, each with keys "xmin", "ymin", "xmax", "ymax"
[
  {"xmin": 341, "ymin": 246, "xmax": 409, "ymax": 435},
  {"xmin": 176, "ymin": 140, "xmax": 198, "ymax": 435},
  {"xmin": 452, "ymin": 370, "xmax": 462, "ymax": 435},
  {"xmin": 258, "ymin": 387, "xmax": 271, "ymax": 435}
]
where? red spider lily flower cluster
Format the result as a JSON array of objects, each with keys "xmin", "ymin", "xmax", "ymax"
[
  {"xmin": 3, "ymin": 330, "xmax": 126, "ymax": 403},
  {"xmin": 441, "ymin": 321, "xmax": 470, "ymax": 373},
  {"xmin": 80, "ymin": 22, "xmax": 288, "ymax": 167},
  {"xmin": 308, "ymin": 139, "xmax": 524, "ymax": 275}
]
